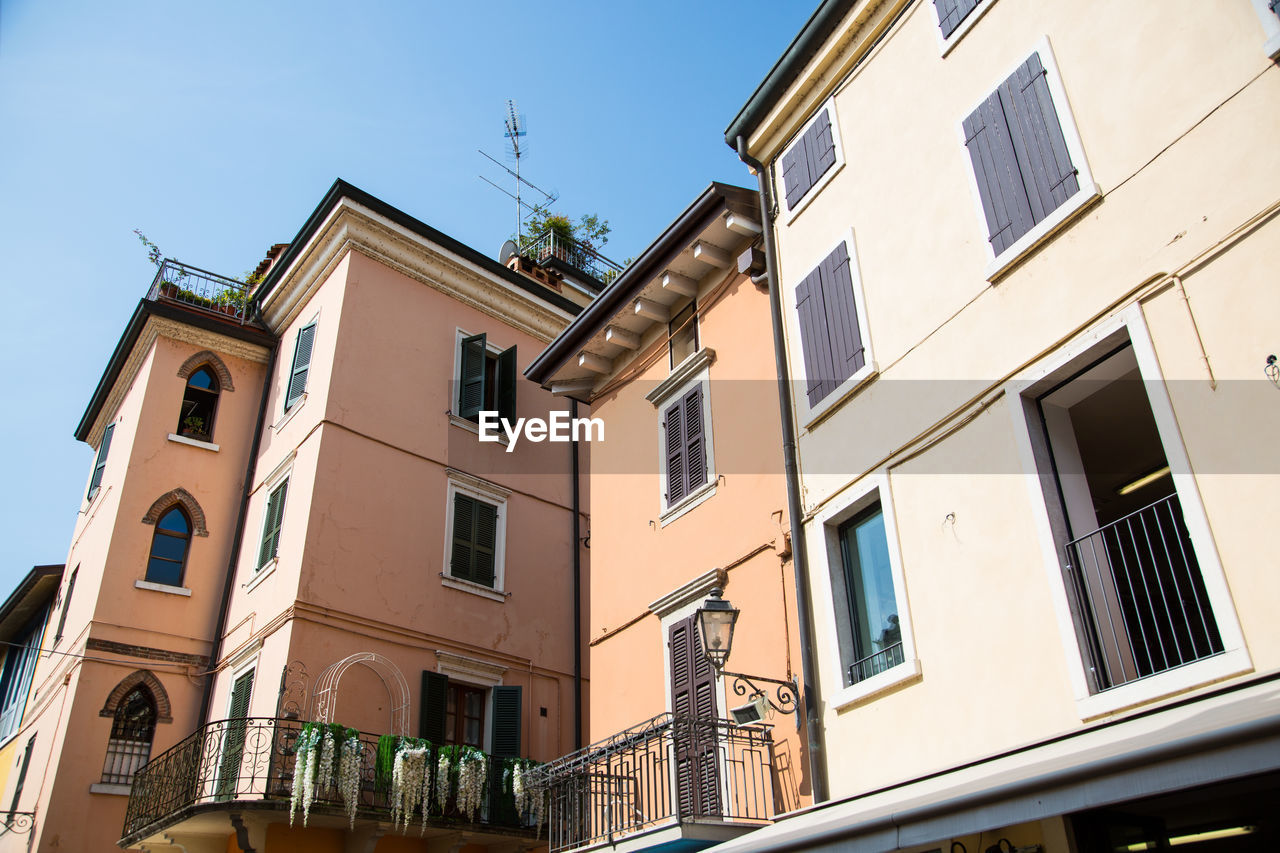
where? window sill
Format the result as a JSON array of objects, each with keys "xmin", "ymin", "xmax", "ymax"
[
  {"xmin": 1074, "ymin": 647, "xmax": 1253, "ymax": 722},
  {"xmin": 441, "ymin": 575, "xmax": 507, "ymax": 602},
  {"xmin": 831, "ymin": 657, "xmax": 923, "ymax": 712},
  {"xmin": 135, "ymin": 579, "xmax": 191, "ymax": 597},
  {"xmin": 938, "ymin": 0, "xmax": 998, "ymax": 58},
  {"xmin": 984, "ymin": 183, "xmax": 1102, "ymax": 283},
  {"xmin": 660, "ymin": 479, "xmax": 718, "ymax": 528},
  {"xmin": 646, "ymin": 348, "xmax": 716, "ymax": 408},
  {"xmin": 783, "ymin": 160, "xmax": 845, "ymax": 226},
  {"xmin": 243, "ymin": 560, "xmax": 277, "ymax": 593},
  {"xmin": 90, "ymin": 783, "xmax": 132, "ymax": 796},
  {"xmin": 801, "ymin": 362, "xmax": 879, "ymax": 431},
  {"xmin": 449, "ymin": 413, "xmax": 509, "ymax": 445},
  {"xmin": 167, "ymin": 433, "xmax": 219, "ymax": 452},
  {"xmin": 273, "ymin": 394, "xmax": 307, "ymax": 431}
]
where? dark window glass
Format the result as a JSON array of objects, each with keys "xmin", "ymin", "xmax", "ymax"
[
  {"xmin": 445, "ymin": 683, "xmax": 486, "ymax": 748},
  {"xmin": 178, "ymin": 365, "xmax": 220, "ymax": 440},
  {"xmin": 669, "ymin": 301, "xmax": 698, "ymax": 369},
  {"xmin": 146, "ymin": 507, "xmax": 191, "ymax": 587},
  {"xmin": 102, "ymin": 686, "xmax": 157, "ymax": 784},
  {"xmin": 837, "ymin": 504, "xmax": 904, "ymax": 685}
]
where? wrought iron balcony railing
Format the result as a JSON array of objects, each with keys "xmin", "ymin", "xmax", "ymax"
[
  {"xmin": 146, "ymin": 259, "xmax": 249, "ymax": 323},
  {"xmin": 525, "ymin": 231, "xmax": 623, "ymax": 285},
  {"xmin": 1064, "ymin": 492, "xmax": 1224, "ymax": 692},
  {"xmin": 121, "ymin": 717, "xmax": 533, "ymax": 846},
  {"xmin": 532, "ymin": 713, "xmax": 775, "ymax": 853}
]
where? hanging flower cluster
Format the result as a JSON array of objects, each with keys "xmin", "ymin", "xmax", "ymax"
[
  {"xmin": 508, "ymin": 758, "xmax": 547, "ymax": 834},
  {"xmin": 290, "ymin": 722, "xmax": 363, "ymax": 827},
  {"xmin": 434, "ymin": 748, "xmax": 452, "ymax": 815},
  {"xmin": 391, "ymin": 741, "xmax": 432, "ymax": 831},
  {"xmin": 455, "ymin": 747, "xmax": 486, "ymax": 820}
]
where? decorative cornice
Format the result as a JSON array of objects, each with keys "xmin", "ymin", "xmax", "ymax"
[
  {"xmin": 645, "ymin": 347, "xmax": 717, "ymax": 407},
  {"xmin": 258, "ymin": 200, "xmax": 574, "ymax": 343},
  {"xmin": 86, "ymin": 316, "xmax": 270, "ymax": 448},
  {"xmin": 648, "ymin": 567, "xmax": 728, "ymax": 619}
]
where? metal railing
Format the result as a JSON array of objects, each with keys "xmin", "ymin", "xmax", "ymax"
[
  {"xmin": 146, "ymin": 259, "xmax": 249, "ymax": 323},
  {"xmin": 525, "ymin": 231, "xmax": 623, "ymax": 285},
  {"xmin": 533, "ymin": 714, "xmax": 775, "ymax": 853},
  {"xmin": 848, "ymin": 641, "xmax": 905, "ymax": 686},
  {"xmin": 1064, "ymin": 493, "xmax": 1223, "ymax": 692},
  {"xmin": 121, "ymin": 717, "xmax": 533, "ymax": 845}
]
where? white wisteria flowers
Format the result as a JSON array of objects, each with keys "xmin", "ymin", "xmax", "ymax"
[{"xmin": 338, "ymin": 733, "xmax": 364, "ymax": 827}]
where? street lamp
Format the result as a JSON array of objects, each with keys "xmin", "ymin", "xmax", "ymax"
[{"xmin": 695, "ymin": 586, "xmax": 800, "ymax": 726}]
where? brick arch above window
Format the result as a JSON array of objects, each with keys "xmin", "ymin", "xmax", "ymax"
[
  {"xmin": 99, "ymin": 670, "xmax": 172, "ymax": 724},
  {"xmin": 176, "ymin": 350, "xmax": 234, "ymax": 392},
  {"xmin": 141, "ymin": 488, "xmax": 209, "ymax": 537}
]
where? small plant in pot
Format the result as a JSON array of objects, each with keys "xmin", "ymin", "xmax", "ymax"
[{"xmin": 181, "ymin": 415, "xmax": 208, "ymax": 439}]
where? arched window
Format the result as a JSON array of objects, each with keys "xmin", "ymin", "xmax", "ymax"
[
  {"xmin": 178, "ymin": 366, "xmax": 219, "ymax": 441},
  {"xmin": 101, "ymin": 686, "xmax": 157, "ymax": 784},
  {"xmin": 146, "ymin": 507, "xmax": 190, "ymax": 586}
]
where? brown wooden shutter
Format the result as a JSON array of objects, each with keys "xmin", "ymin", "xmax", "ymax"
[
  {"xmin": 1001, "ymin": 53, "xmax": 1079, "ymax": 222},
  {"xmin": 669, "ymin": 615, "xmax": 719, "ymax": 817},
  {"xmin": 681, "ymin": 386, "xmax": 707, "ymax": 495},
  {"xmin": 964, "ymin": 89, "xmax": 1034, "ymax": 255},
  {"xmin": 664, "ymin": 400, "xmax": 687, "ymax": 506}
]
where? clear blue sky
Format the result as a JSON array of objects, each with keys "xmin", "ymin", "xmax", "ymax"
[{"xmin": 0, "ymin": 2, "xmax": 812, "ymax": 592}]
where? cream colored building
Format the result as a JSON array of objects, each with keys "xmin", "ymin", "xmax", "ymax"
[{"xmin": 719, "ymin": 0, "xmax": 1280, "ymax": 849}]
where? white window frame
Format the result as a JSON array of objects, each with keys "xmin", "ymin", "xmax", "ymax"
[
  {"xmin": 249, "ymin": 452, "xmax": 294, "ymax": 586},
  {"xmin": 450, "ymin": 327, "xmax": 511, "ymax": 434},
  {"xmin": 933, "ymin": 0, "xmax": 1000, "ymax": 57},
  {"xmin": 809, "ymin": 473, "xmax": 921, "ymax": 711},
  {"xmin": 647, "ymin": 349, "xmax": 718, "ymax": 526},
  {"xmin": 784, "ymin": 230, "xmax": 878, "ymax": 429},
  {"xmin": 780, "ymin": 96, "xmax": 846, "ymax": 224},
  {"xmin": 1006, "ymin": 306, "xmax": 1250, "ymax": 720},
  {"xmin": 957, "ymin": 35, "xmax": 1102, "ymax": 282},
  {"xmin": 1249, "ymin": 0, "xmax": 1280, "ymax": 59},
  {"xmin": 441, "ymin": 470, "xmax": 510, "ymax": 601}
]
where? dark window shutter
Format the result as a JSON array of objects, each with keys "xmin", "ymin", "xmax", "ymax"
[
  {"xmin": 782, "ymin": 108, "xmax": 835, "ymax": 210},
  {"xmin": 258, "ymin": 481, "xmax": 288, "ymax": 568},
  {"xmin": 450, "ymin": 494, "xmax": 498, "ymax": 588},
  {"xmin": 8, "ymin": 735, "xmax": 35, "ymax": 816},
  {"xmin": 450, "ymin": 494, "xmax": 475, "ymax": 582},
  {"xmin": 489, "ymin": 685, "xmax": 522, "ymax": 758},
  {"xmin": 285, "ymin": 323, "xmax": 316, "ymax": 412},
  {"xmin": 781, "ymin": 136, "xmax": 811, "ymax": 210},
  {"xmin": 458, "ymin": 334, "xmax": 487, "ymax": 420},
  {"xmin": 682, "ymin": 386, "xmax": 707, "ymax": 496},
  {"xmin": 54, "ymin": 568, "xmax": 77, "ymax": 645},
  {"xmin": 670, "ymin": 615, "xmax": 719, "ymax": 818},
  {"xmin": 820, "ymin": 243, "xmax": 866, "ymax": 381},
  {"xmin": 664, "ymin": 399, "xmax": 687, "ymax": 506},
  {"xmin": 472, "ymin": 501, "xmax": 497, "ymax": 588},
  {"xmin": 496, "ymin": 345, "xmax": 517, "ymax": 423},
  {"xmin": 88, "ymin": 423, "xmax": 115, "ymax": 500},
  {"xmin": 1000, "ymin": 53, "xmax": 1079, "ymax": 222},
  {"xmin": 228, "ymin": 670, "xmax": 254, "ymax": 719},
  {"xmin": 964, "ymin": 89, "xmax": 1035, "ymax": 255},
  {"xmin": 796, "ymin": 265, "xmax": 836, "ymax": 406},
  {"xmin": 936, "ymin": 0, "xmax": 981, "ymax": 37},
  {"xmin": 420, "ymin": 671, "xmax": 448, "ymax": 743},
  {"xmin": 216, "ymin": 670, "xmax": 254, "ymax": 799},
  {"xmin": 807, "ymin": 109, "xmax": 836, "ymax": 182},
  {"xmin": 1272, "ymin": 0, "xmax": 1280, "ymax": 15}
]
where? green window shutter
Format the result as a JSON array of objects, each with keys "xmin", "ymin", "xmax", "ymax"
[
  {"xmin": 496, "ymin": 345, "xmax": 518, "ymax": 423},
  {"xmin": 458, "ymin": 334, "xmax": 487, "ymax": 421},
  {"xmin": 451, "ymin": 493, "xmax": 498, "ymax": 588},
  {"xmin": 88, "ymin": 423, "xmax": 115, "ymax": 500},
  {"xmin": 54, "ymin": 568, "xmax": 77, "ymax": 645},
  {"xmin": 285, "ymin": 323, "xmax": 316, "ymax": 412},
  {"xmin": 490, "ymin": 685, "xmax": 522, "ymax": 758},
  {"xmin": 451, "ymin": 494, "xmax": 476, "ymax": 582},
  {"xmin": 420, "ymin": 671, "xmax": 448, "ymax": 743},
  {"xmin": 472, "ymin": 501, "xmax": 497, "ymax": 588},
  {"xmin": 257, "ymin": 481, "xmax": 288, "ymax": 569},
  {"xmin": 228, "ymin": 670, "xmax": 254, "ymax": 719}
]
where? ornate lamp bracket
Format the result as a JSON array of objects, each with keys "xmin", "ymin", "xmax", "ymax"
[
  {"xmin": 722, "ymin": 670, "xmax": 800, "ymax": 717},
  {"xmin": 0, "ymin": 811, "xmax": 35, "ymax": 833}
]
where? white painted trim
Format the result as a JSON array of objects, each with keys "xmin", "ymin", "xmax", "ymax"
[
  {"xmin": 808, "ymin": 473, "xmax": 921, "ymax": 709},
  {"xmin": 436, "ymin": 651, "xmax": 507, "ymax": 687},
  {"xmin": 649, "ymin": 568, "xmax": 727, "ymax": 619},
  {"xmin": 270, "ymin": 392, "xmax": 307, "ymax": 431},
  {"xmin": 242, "ymin": 559, "xmax": 275, "ymax": 593},
  {"xmin": 449, "ymin": 413, "xmax": 509, "ymax": 445},
  {"xmin": 786, "ymin": 229, "xmax": 880, "ymax": 429},
  {"xmin": 780, "ymin": 97, "xmax": 846, "ymax": 224},
  {"xmin": 957, "ymin": 36, "xmax": 1101, "ymax": 281},
  {"xmin": 134, "ymin": 580, "xmax": 192, "ymax": 597},
  {"xmin": 646, "ymin": 347, "xmax": 717, "ymax": 407},
  {"xmin": 935, "ymin": 0, "xmax": 999, "ymax": 58},
  {"xmin": 655, "ymin": 363, "xmax": 718, "ymax": 518},
  {"xmin": 89, "ymin": 783, "xmax": 132, "ymax": 796},
  {"xmin": 166, "ymin": 434, "xmax": 220, "ymax": 452},
  {"xmin": 442, "ymin": 473, "xmax": 509, "ymax": 594},
  {"xmin": 1006, "ymin": 306, "xmax": 1251, "ymax": 719}
]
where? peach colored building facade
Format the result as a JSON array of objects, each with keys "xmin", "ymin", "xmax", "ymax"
[
  {"xmin": 1, "ymin": 180, "xmax": 592, "ymax": 852},
  {"xmin": 718, "ymin": 0, "xmax": 1280, "ymax": 850},
  {"xmin": 527, "ymin": 184, "xmax": 813, "ymax": 853}
]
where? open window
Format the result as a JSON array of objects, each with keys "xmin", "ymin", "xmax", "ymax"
[
  {"xmin": 457, "ymin": 333, "xmax": 517, "ymax": 424},
  {"xmin": 178, "ymin": 366, "xmax": 219, "ymax": 441},
  {"xmin": 1029, "ymin": 338, "xmax": 1225, "ymax": 694}
]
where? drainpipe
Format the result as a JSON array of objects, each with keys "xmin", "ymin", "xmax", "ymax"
[
  {"xmin": 736, "ymin": 135, "xmax": 829, "ymax": 804},
  {"xmin": 570, "ymin": 399, "xmax": 583, "ymax": 750},
  {"xmin": 198, "ymin": 304, "xmax": 278, "ymax": 726}
]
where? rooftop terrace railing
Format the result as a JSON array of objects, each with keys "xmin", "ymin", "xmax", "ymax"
[
  {"xmin": 146, "ymin": 259, "xmax": 249, "ymax": 323},
  {"xmin": 525, "ymin": 231, "xmax": 623, "ymax": 285}
]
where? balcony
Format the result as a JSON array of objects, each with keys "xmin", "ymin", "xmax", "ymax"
[
  {"xmin": 1064, "ymin": 493, "xmax": 1224, "ymax": 692},
  {"xmin": 526, "ymin": 231, "xmax": 624, "ymax": 287},
  {"xmin": 146, "ymin": 259, "xmax": 250, "ymax": 324},
  {"xmin": 533, "ymin": 714, "xmax": 776, "ymax": 853},
  {"xmin": 120, "ymin": 717, "xmax": 538, "ymax": 849}
]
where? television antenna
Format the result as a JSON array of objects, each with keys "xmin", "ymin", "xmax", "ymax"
[{"xmin": 478, "ymin": 100, "xmax": 558, "ymax": 247}]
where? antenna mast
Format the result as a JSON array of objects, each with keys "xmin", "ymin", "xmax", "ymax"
[{"xmin": 504, "ymin": 100, "xmax": 527, "ymax": 244}]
